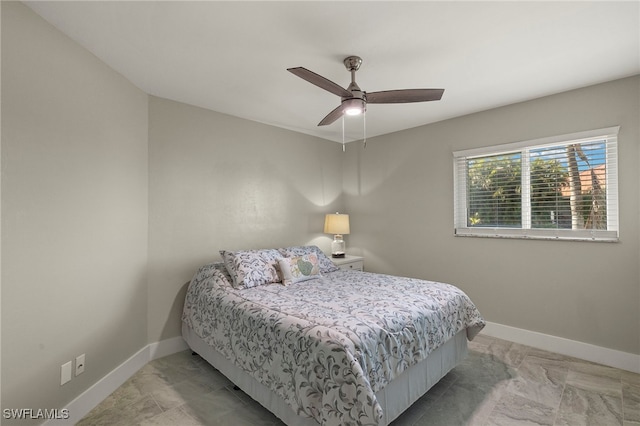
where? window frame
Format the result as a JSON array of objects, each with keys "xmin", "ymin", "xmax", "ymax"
[{"xmin": 453, "ymin": 126, "xmax": 619, "ymax": 242}]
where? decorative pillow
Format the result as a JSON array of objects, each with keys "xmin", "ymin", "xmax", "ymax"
[
  {"xmin": 219, "ymin": 249, "xmax": 282, "ymax": 288},
  {"xmin": 278, "ymin": 245, "xmax": 339, "ymax": 273},
  {"xmin": 278, "ymin": 255, "xmax": 321, "ymax": 285}
]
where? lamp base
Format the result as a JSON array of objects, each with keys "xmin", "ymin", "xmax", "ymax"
[{"xmin": 331, "ymin": 234, "xmax": 346, "ymax": 259}]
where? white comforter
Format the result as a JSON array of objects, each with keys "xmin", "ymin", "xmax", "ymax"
[{"xmin": 182, "ymin": 262, "xmax": 485, "ymax": 425}]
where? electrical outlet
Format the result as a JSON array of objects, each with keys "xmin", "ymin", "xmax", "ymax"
[
  {"xmin": 75, "ymin": 354, "xmax": 85, "ymax": 376},
  {"xmin": 61, "ymin": 361, "xmax": 72, "ymax": 385}
]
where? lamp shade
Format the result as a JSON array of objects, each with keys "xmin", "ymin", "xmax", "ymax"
[{"xmin": 324, "ymin": 213, "xmax": 350, "ymax": 235}]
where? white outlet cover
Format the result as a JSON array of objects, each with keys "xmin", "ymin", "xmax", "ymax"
[
  {"xmin": 61, "ymin": 361, "xmax": 72, "ymax": 385},
  {"xmin": 75, "ymin": 354, "xmax": 85, "ymax": 376}
]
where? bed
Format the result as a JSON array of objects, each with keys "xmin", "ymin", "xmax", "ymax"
[{"xmin": 182, "ymin": 246, "xmax": 485, "ymax": 425}]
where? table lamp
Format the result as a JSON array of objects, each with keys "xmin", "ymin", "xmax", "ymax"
[{"xmin": 324, "ymin": 213, "xmax": 350, "ymax": 258}]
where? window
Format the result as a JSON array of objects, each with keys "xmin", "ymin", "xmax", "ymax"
[{"xmin": 453, "ymin": 127, "xmax": 619, "ymax": 241}]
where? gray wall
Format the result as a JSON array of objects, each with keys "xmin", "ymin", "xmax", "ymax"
[
  {"xmin": 2, "ymin": 1, "xmax": 638, "ymax": 420},
  {"xmin": 343, "ymin": 76, "xmax": 640, "ymax": 355},
  {"xmin": 1, "ymin": 1, "xmax": 149, "ymax": 420},
  {"xmin": 147, "ymin": 96, "xmax": 344, "ymax": 342},
  {"xmin": 1, "ymin": 2, "xmax": 345, "ymax": 416}
]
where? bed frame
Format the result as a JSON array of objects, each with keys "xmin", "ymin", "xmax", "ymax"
[{"xmin": 183, "ymin": 323, "xmax": 468, "ymax": 425}]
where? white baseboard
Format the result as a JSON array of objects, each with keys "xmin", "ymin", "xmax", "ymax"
[
  {"xmin": 43, "ymin": 337, "xmax": 189, "ymax": 425},
  {"xmin": 149, "ymin": 335, "xmax": 189, "ymax": 360},
  {"xmin": 44, "ymin": 324, "xmax": 639, "ymax": 425},
  {"xmin": 481, "ymin": 321, "xmax": 640, "ymax": 374}
]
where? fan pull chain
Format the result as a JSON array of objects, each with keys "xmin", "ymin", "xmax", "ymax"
[
  {"xmin": 363, "ymin": 109, "xmax": 367, "ymax": 149},
  {"xmin": 342, "ymin": 115, "xmax": 346, "ymax": 152}
]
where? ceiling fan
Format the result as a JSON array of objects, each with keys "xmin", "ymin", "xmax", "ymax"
[{"xmin": 287, "ymin": 56, "xmax": 444, "ymax": 127}]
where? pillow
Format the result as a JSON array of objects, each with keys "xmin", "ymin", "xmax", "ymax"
[
  {"xmin": 220, "ymin": 249, "xmax": 282, "ymax": 288},
  {"xmin": 212, "ymin": 268, "xmax": 234, "ymax": 287},
  {"xmin": 211, "ymin": 262, "xmax": 233, "ymax": 287},
  {"xmin": 278, "ymin": 255, "xmax": 320, "ymax": 285},
  {"xmin": 194, "ymin": 262, "xmax": 232, "ymax": 285},
  {"xmin": 278, "ymin": 245, "xmax": 339, "ymax": 273}
]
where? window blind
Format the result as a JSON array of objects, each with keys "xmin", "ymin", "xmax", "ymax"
[{"xmin": 453, "ymin": 127, "xmax": 619, "ymax": 241}]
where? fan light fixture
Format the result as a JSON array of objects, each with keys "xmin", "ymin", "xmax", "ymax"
[
  {"xmin": 343, "ymin": 98, "xmax": 365, "ymax": 116},
  {"xmin": 324, "ymin": 213, "xmax": 350, "ymax": 258}
]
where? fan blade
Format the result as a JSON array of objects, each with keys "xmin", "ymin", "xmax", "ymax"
[
  {"xmin": 288, "ymin": 67, "xmax": 352, "ymax": 98},
  {"xmin": 318, "ymin": 103, "xmax": 347, "ymax": 126},
  {"xmin": 366, "ymin": 88, "xmax": 444, "ymax": 104}
]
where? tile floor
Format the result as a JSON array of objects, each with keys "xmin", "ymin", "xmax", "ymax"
[{"xmin": 78, "ymin": 334, "xmax": 640, "ymax": 425}]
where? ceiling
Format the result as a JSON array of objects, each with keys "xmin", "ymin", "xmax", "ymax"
[{"xmin": 24, "ymin": 1, "xmax": 640, "ymax": 143}]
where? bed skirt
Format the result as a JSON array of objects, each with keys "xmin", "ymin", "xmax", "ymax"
[{"xmin": 182, "ymin": 323, "xmax": 468, "ymax": 425}]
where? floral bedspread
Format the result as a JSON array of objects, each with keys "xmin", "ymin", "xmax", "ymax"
[{"xmin": 182, "ymin": 263, "xmax": 485, "ymax": 425}]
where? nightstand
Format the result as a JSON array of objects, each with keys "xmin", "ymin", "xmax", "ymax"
[{"xmin": 331, "ymin": 255, "xmax": 364, "ymax": 271}]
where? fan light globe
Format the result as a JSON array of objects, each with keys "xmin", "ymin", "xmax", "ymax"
[{"xmin": 344, "ymin": 98, "xmax": 364, "ymax": 116}]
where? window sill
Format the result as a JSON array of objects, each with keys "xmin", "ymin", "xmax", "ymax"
[{"xmin": 454, "ymin": 227, "xmax": 618, "ymax": 242}]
